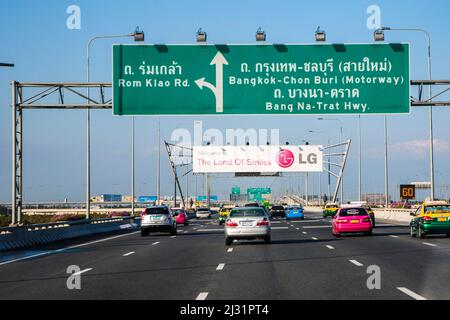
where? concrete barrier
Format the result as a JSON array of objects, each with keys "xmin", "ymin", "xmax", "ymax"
[
  {"xmin": 373, "ymin": 208, "xmax": 413, "ymax": 224},
  {"xmin": 0, "ymin": 217, "xmax": 139, "ymax": 252}
]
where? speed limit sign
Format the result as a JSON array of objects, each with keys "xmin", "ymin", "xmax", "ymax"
[{"xmin": 400, "ymin": 185, "xmax": 415, "ymax": 200}]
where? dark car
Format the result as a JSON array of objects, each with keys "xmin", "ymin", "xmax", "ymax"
[{"xmin": 270, "ymin": 205, "xmax": 285, "ymax": 218}]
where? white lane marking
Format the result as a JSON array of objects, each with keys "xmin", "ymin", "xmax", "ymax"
[
  {"xmin": 171, "ymin": 236, "xmax": 177, "ymax": 238},
  {"xmin": 389, "ymin": 235, "xmax": 399, "ymax": 238},
  {"xmin": 349, "ymin": 260, "xmax": 363, "ymax": 267},
  {"xmin": 184, "ymin": 230, "xmax": 189, "ymax": 234},
  {"xmin": 0, "ymin": 231, "xmax": 140, "ymax": 267},
  {"xmin": 291, "ymin": 220, "xmax": 321, "ymax": 223},
  {"xmin": 72, "ymin": 268, "xmax": 93, "ymax": 276},
  {"xmin": 272, "ymin": 227, "xmax": 289, "ymax": 230},
  {"xmin": 197, "ymin": 229, "xmax": 224, "ymax": 232},
  {"xmin": 271, "ymin": 221, "xmax": 281, "ymax": 224},
  {"xmin": 423, "ymin": 242, "xmax": 437, "ymax": 247},
  {"xmin": 295, "ymin": 228, "xmax": 300, "ymax": 230},
  {"xmin": 311, "ymin": 237, "xmax": 319, "ymax": 241},
  {"xmin": 152, "ymin": 242, "xmax": 160, "ymax": 245},
  {"xmin": 123, "ymin": 251, "xmax": 135, "ymax": 257},
  {"xmin": 196, "ymin": 292, "xmax": 209, "ymax": 300},
  {"xmin": 216, "ymin": 263, "xmax": 225, "ymax": 271},
  {"xmin": 326, "ymin": 245, "xmax": 335, "ymax": 250},
  {"xmin": 397, "ymin": 287, "xmax": 427, "ymax": 300},
  {"xmin": 302, "ymin": 232, "xmax": 308, "ymax": 234},
  {"xmin": 227, "ymin": 248, "xmax": 233, "ymax": 253},
  {"xmin": 303, "ymin": 226, "xmax": 331, "ymax": 229}
]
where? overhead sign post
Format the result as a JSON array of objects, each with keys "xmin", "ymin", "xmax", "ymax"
[
  {"xmin": 192, "ymin": 145, "xmax": 323, "ymax": 173},
  {"xmin": 113, "ymin": 43, "xmax": 409, "ymax": 115}
]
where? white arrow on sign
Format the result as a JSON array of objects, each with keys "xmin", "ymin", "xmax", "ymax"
[{"xmin": 195, "ymin": 51, "xmax": 228, "ymax": 113}]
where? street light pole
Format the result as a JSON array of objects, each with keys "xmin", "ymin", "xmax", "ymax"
[
  {"xmin": 317, "ymin": 118, "xmax": 344, "ymax": 203},
  {"xmin": 358, "ymin": 115, "xmax": 362, "ymax": 202},
  {"xmin": 131, "ymin": 117, "xmax": 135, "ymax": 215},
  {"xmin": 380, "ymin": 27, "xmax": 434, "ymax": 200},
  {"xmin": 157, "ymin": 116, "xmax": 161, "ymax": 206},
  {"xmin": 384, "ymin": 114, "xmax": 389, "ymax": 208},
  {"xmin": 86, "ymin": 29, "xmax": 144, "ymax": 220}
]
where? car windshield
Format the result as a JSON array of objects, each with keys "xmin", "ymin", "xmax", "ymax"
[
  {"xmin": 425, "ymin": 205, "xmax": 450, "ymax": 213},
  {"xmin": 230, "ymin": 209, "xmax": 266, "ymax": 217},
  {"xmin": 145, "ymin": 207, "xmax": 169, "ymax": 215},
  {"xmin": 339, "ymin": 208, "xmax": 367, "ymax": 216}
]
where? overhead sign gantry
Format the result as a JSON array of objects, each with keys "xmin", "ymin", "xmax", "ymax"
[{"xmin": 113, "ymin": 43, "xmax": 410, "ymax": 115}]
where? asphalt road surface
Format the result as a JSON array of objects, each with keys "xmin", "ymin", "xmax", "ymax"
[{"xmin": 0, "ymin": 209, "xmax": 449, "ymax": 300}]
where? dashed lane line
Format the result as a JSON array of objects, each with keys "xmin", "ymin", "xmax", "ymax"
[
  {"xmin": 122, "ymin": 251, "xmax": 135, "ymax": 257},
  {"xmin": 349, "ymin": 260, "xmax": 363, "ymax": 267},
  {"xmin": 72, "ymin": 268, "xmax": 93, "ymax": 276},
  {"xmin": 216, "ymin": 263, "xmax": 225, "ymax": 271},
  {"xmin": 397, "ymin": 287, "xmax": 427, "ymax": 300},
  {"xmin": 196, "ymin": 292, "xmax": 209, "ymax": 300}
]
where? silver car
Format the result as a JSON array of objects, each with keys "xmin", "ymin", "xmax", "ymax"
[
  {"xmin": 224, "ymin": 207, "xmax": 271, "ymax": 245},
  {"xmin": 140, "ymin": 206, "xmax": 177, "ymax": 236}
]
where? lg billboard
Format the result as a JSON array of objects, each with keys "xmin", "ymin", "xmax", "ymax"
[{"xmin": 193, "ymin": 145, "xmax": 323, "ymax": 173}]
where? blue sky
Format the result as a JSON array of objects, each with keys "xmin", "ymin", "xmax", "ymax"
[{"xmin": 1, "ymin": 0, "xmax": 450, "ymax": 203}]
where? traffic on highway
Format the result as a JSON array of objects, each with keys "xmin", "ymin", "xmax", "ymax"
[{"xmin": 1, "ymin": 0, "xmax": 450, "ymax": 316}]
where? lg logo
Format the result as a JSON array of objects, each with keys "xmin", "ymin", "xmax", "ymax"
[{"xmin": 276, "ymin": 149, "xmax": 295, "ymax": 168}]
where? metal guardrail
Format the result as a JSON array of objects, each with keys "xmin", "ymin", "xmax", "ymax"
[{"xmin": 0, "ymin": 217, "xmax": 139, "ymax": 252}]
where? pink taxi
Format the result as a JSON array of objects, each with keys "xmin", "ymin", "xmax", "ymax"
[
  {"xmin": 172, "ymin": 207, "xmax": 188, "ymax": 226},
  {"xmin": 332, "ymin": 206, "xmax": 373, "ymax": 237}
]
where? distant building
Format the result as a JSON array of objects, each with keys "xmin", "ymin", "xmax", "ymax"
[{"xmin": 362, "ymin": 193, "xmax": 390, "ymax": 206}]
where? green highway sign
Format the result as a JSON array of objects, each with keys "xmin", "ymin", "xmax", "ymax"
[
  {"xmin": 113, "ymin": 44, "xmax": 410, "ymax": 115},
  {"xmin": 231, "ymin": 187, "xmax": 241, "ymax": 195}
]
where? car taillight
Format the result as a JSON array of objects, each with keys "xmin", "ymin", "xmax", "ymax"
[
  {"xmin": 226, "ymin": 219, "xmax": 238, "ymax": 227},
  {"xmin": 141, "ymin": 210, "xmax": 148, "ymax": 217},
  {"xmin": 422, "ymin": 216, "xmax": 432, "ymax": 221},
  {"xmin": 337, "ymin": 219, "xmax": 348, "ymax": 223},
  {"xmin": 257, "ymin": 218, "xmax": 269, "ymax": 226},
  {"xmin": 362, "ymin": 218, "xmax": 371, "ymax": 223}
]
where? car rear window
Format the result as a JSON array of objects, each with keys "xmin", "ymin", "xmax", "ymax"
[
  {"xmin": 172, "ymin": 209, "xmax": 184, "ymax": 215},
  {"xmin": 289, "ymin": 207, "xmax": 302, "ymax": 210},
  {"xmin": 197, "ymin": 208, "xmax": 209, "ymax": 212},
  {"xmin": 230, "ymin": 209, "xmax": 266, "ymax": 217},
  {"xmin": 339, "ymin": 208, "xmax": 367, "ymax": 216},
  {"xmin": 425, "ymin": 205, "xmax": 450, "ymax": 212},
  {"xmin": 145, "ymin": 207, "xmax": 169, "ymax": 215},
  {"xmin": 272, "ymin": 206, "xmax": 284, "ymax": 210}
]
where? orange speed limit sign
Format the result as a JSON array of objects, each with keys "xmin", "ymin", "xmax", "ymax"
[{"xmin": 400, "ymin": 185, "xmax": 415, "ymax": 200}]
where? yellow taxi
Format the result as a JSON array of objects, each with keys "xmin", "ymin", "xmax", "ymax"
[
  {"xmin": 410, "ymin": 201, "xmax": 450, "ymax": 239},
  {"xmin": 218, "ymin": 205, "xmax": 235, "ymax": 225},
  {"xmin": 323, "ymin": 202, "xmax": 339, "ymax": 218}
]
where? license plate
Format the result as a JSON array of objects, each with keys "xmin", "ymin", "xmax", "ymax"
[
  {"xmin": 438, "ymin": 217, "xmax": 447, "ymax": 222},
  {"xmin": 241, "ymin": 221, "xmax": 253, "ymax": 226},
  {"xmin": 351, "ymin": 220, "xmax": 359, "ymax": 224},
  {"xmin": 151, "ymin": 216, "xmax": 162, "ymax": 221}
]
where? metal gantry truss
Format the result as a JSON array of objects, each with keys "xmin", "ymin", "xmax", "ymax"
[
  {"xmin": 10, "ymin": 82, "xmax": 112, "ymax": 225},
  {"xmin": 322, "ymin": 140, "xmax": 352, "ymax": 203},
  {"xmin": 410, "ymin": 80, "xmax": 450, "ymax": 106},
  {"xmin": 164, "ymin": 141, "xmax": 194, "ymax": 208},
  {"xmin": 8, "ymin": 80, "xmax": 450, "ymax": 225}
]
